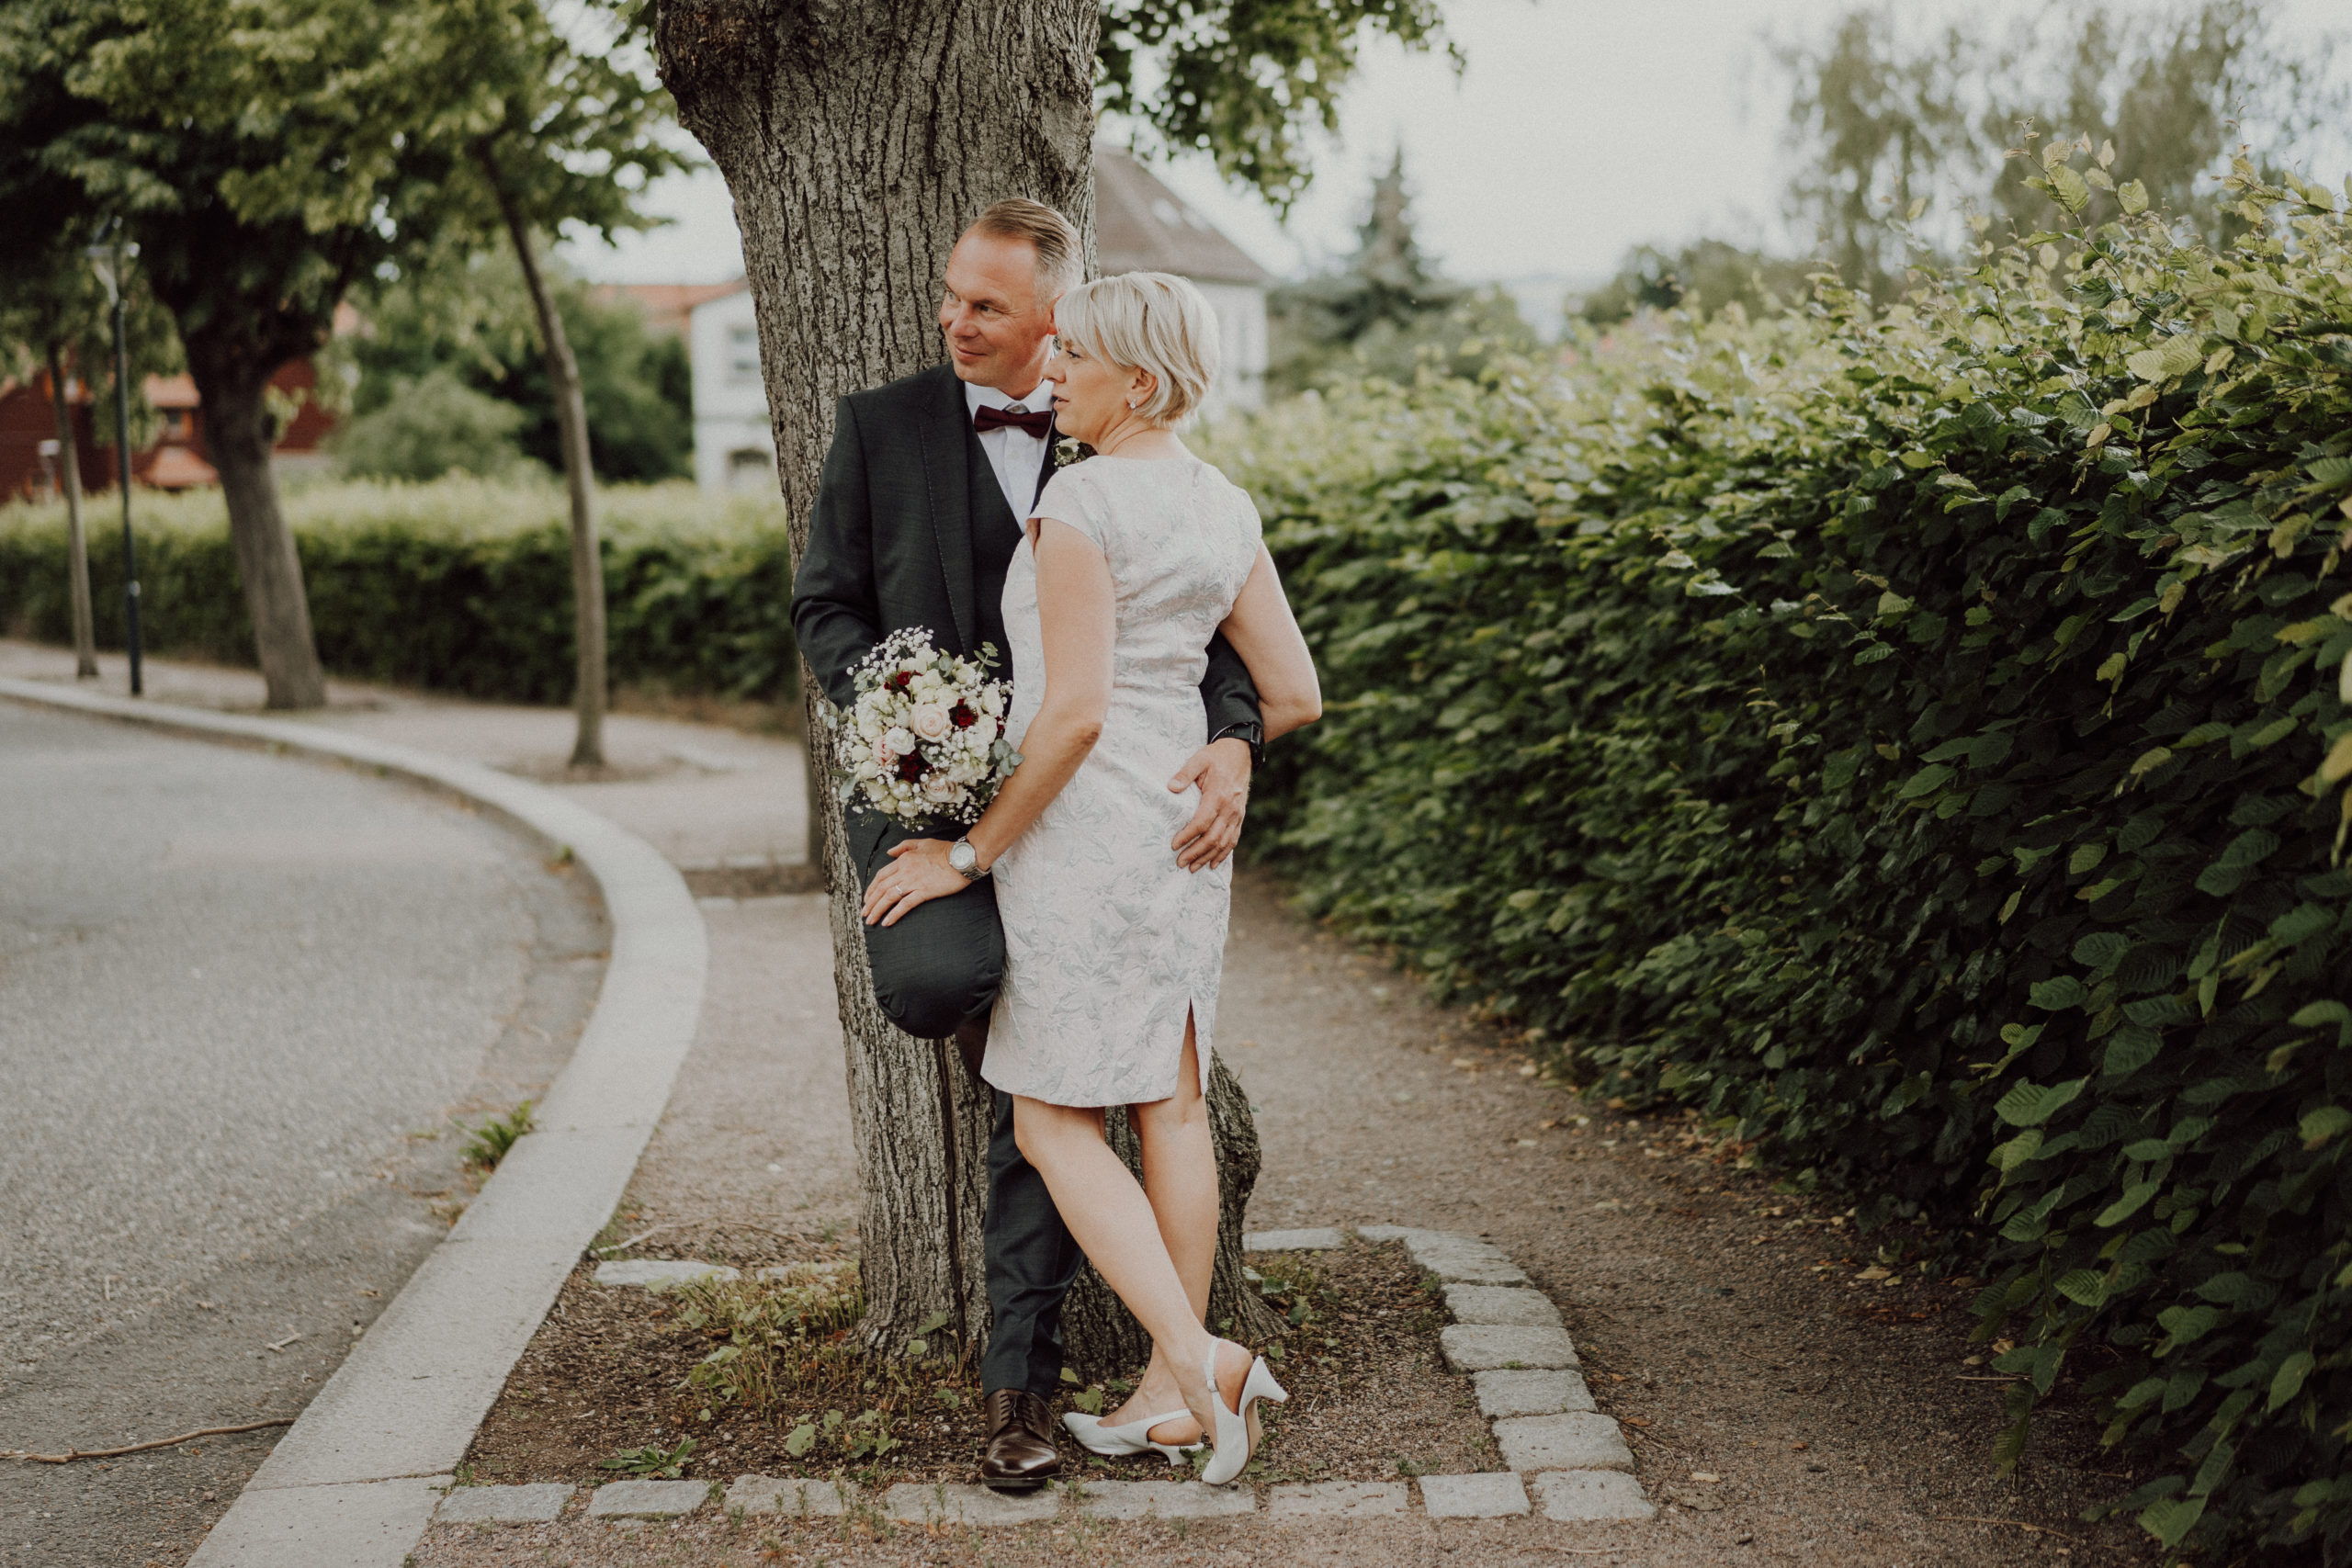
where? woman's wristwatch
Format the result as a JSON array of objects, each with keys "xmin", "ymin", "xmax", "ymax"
[{"xmin": 948, "ymin": 837, "xmax": 988, "ymax": 881}]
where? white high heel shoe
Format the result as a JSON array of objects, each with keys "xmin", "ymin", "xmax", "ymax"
[
  {"xmin": 1062, "ymin": 1409, "xmax": 1204, "ymax": 1464},
  {"xmin": 1197, "ymin": 1340, "xmax": 1286, "ymax": 1486}
]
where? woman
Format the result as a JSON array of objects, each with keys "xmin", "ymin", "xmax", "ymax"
[{"xmin": 860, "ymin": 270, "xmax": 1321, "ymax": 1482}]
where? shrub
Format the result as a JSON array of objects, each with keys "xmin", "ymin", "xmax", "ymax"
[
  {"xmin": 331, "ymin": 368, "xmax": 530, "ymax": 482},
  {"xmin": 0, "ymin": 479, "xmax": 797, "ymax": 704},
  {"xmin": 1217, "ymin": 156, "xmax": 2352, "ymax": 1561}
]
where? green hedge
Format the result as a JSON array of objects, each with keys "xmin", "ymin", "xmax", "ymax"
[
  {"xmin": 1217, "ymin": 160, "xmax": 2352, "ymax": 1560},
  {"xmin": 0, "ymin": 479, "xmax": 797, "ymax": 703}
]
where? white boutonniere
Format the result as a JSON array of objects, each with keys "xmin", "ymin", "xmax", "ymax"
[{"xmin": 1052, "ymin": 436, "xmax": 1093, "ymax": 469}]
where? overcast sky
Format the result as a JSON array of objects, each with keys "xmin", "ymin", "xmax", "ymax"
[{"xmin": 564, "ymin": 0, "xmax": 2349, "ymax": 299}]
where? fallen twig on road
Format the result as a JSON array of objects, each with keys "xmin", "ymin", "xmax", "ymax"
[
  {"xmin": 4, "ymin": 1418, "xmax": 294, "ymax": 1464},
  {"xmin": 265, "ymin": 1332, "xmax": 303, "ymax": 1352}
]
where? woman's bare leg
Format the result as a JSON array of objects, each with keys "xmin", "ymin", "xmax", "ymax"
[
  {"xmin": 1013, "ymin": 1026, "xmax": 1245, "ymax": 1445},
  {"xmin": 1107, "ymin": 1019, "xmax": 1217, "ymax": 1441}
]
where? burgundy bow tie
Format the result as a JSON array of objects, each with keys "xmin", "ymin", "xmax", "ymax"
[{"xmin": 974, "ymin": 403, "xmax": 1053, "ymax": 439}]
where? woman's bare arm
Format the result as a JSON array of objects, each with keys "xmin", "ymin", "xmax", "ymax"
[{"xmin": 1217, "ymin": 546, "xmax": 1320, "ymax": 740}]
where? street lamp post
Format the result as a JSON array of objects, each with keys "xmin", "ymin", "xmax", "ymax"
[{"xmin": 86, "ymin": 223, "xmax": 143, "ymax": 698}]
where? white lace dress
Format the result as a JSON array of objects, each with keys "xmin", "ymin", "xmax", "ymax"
[{"xmin": 982, "ymin": 455, "xmax": 1263, "ymax": 1108}]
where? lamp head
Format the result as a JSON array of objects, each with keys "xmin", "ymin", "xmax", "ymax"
[{"xmin": 84, "ymin": 231, "xmax": 138, "ymax": 306}]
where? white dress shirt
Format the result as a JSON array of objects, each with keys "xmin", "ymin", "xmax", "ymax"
[{"xmin": 965, "ymin": 378, "xmax": 1053, "ymax": 526}]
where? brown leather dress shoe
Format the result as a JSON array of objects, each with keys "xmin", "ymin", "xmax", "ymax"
[{"xmin": 978, "ymin": 1388, "xmax": 1061, "ymax": 1491}]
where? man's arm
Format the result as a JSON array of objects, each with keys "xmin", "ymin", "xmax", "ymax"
[
  {"xmin": 1169, "ymin": 630, "xmax": 1264, "ymax": 873},
  {"xmin": 789, "ymin": 395, "xmax": 881, "ymax": 709}
]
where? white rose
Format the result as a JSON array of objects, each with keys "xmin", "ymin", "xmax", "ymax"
[
  {"xmin": 980, "ymin": 687, "xmax": 1004, "ymax": 716},
  {"xmin": 969, "ymin": 714, "xmax": 999, "ymax": 748},
  {"xmin": 910, "ymin": 703, "xmax": 952, "ymax": 742},
  {"xmin": 922, "ymin": 773, "xmax": 957, "ymax": 800},
  {"xmin": 884, "ymin": 727, "xmax": 917, "ymax": 756}
]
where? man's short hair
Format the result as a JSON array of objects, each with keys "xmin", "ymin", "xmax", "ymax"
[{"xmin": 967, "ymin": 198, "xmax": 1084, "ymax": 302}]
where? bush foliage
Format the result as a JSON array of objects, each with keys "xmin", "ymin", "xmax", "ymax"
[
  {"xmin": 0, "ymin": 479, "xmax": 796, "ymax": 703},
  {"xmin": 1219, "ymin": 155, "xmax": 2352, "ymax": 1560}
]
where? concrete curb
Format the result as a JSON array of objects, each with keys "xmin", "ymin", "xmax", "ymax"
[{"xmin": 0, "ymin": 679, "xmax": 709, "ymax": 1568}]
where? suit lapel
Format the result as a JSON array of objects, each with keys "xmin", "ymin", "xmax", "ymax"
[{"xmin": 915, "ymin": 366, "xmax": 978, "ymax": 652}]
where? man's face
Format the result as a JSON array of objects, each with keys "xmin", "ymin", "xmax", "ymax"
[{"xmin": 939, "ymin": 231, "xmax": 1056, "ymax": 395}]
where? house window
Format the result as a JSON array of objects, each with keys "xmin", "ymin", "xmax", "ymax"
[
  {"xmin": 727, "ymin": 447, "xmax": 773, "ymax": 492},
  {"xmin": 728, "ymin": 326, "xmax": 760, "ymax": 385}
]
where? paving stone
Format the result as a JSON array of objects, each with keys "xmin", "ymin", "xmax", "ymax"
[
  {"xmin": 1475, "ymin": 1369, "xmax": 1595, "ymax": 1418},
  {"xmin": 435, "ymin": 1484, "xmax": 573, "ymax": 1524},
  {"xmin": 1532, "ymin": 1470, "xmax": 1656, "ymax": 1522},
  {"xmin": 586, "ymin": 1480, "xmax": 712, "ymax": 1519},
  {"xmin": 1418, "ymin": 1472, "xmax": 1531, "ymax": 1518},
  {"xmin": 1402, "ymin": 1234, "xmax": 1530, "ymax": 1285},
  {"xmin": 1440, "ymin": 1324, "xmax": 1578, "ymax": 1371},
  {"xmin": 1495, "ymin": 1413, "xmax": 1634, "ymax": 1472},
  {"xmin": 1267, "ymin": 1481, "xmax": 1409, "ymax": 1519},
  {"xmin": 724, "ymin": 1476, "xmax": 851, "ymax": 1517},
  {"xmin": 883, "ymin": 1483, "xmax": 1060, "ymax": 1526},
  {"xmin": 1443, "ymin": 1284, "xmax": 1563, "ymax": 1329},
  {"xmin": 1242, "ymin": 1227, "xmax": 1347, "ymax": 1252},
  {"xmin": 1077, "ymin": 1481, "xmax": 1258, "ymax": 1520},
  {"xmin": 591, "ymin": 1260, "xmax": 738, "ymax": 1289},
  {"xmin": 1352, "ymin": 1224, "xmax": 1434, "ymax": 1244}
]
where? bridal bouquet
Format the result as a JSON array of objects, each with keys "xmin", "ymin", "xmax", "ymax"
[{"xmin": 828, "ymin": 628, "xmax": 1018, "ymax": 826}]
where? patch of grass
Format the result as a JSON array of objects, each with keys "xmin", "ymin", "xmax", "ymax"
[
  {"xmin": 458, "ymin": 1101, "xmax": 534, "ymax": 1172},
  {"xmin": 599, "ymin": 1436, "xmax": 694, "ymax": 1478}
]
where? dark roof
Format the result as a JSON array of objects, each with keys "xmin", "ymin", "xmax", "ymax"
[{"xmin": 1093, "ymin": 147, "xmax": 1270, "ymax": 288}]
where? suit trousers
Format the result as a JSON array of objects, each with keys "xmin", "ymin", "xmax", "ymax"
[{"xmin": 854, "ymin": 814, "xmax": 1083, "ymax": 1399}]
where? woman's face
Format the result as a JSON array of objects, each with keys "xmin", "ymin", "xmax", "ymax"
[{"xmin": 1042, "ymin": 333, "xmax": 1149, "ymax": 449}]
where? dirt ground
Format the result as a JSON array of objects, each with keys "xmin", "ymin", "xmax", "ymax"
[
  {"xmin": 412, "ymin": 872, "xmax": 2161, "ymax": 1568},
  {"xmin": 463, "ymin": 1238, "xmax": 1489, "ymax": 1491}
]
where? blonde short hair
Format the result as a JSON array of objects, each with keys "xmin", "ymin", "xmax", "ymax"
[
  {"xmin": 1054, "ymin": 271, "xmax": 1222, "ymax": 427},
  {"xmin": 967, "ymin": 199, "xmax": 1084, "ymax": 301}
]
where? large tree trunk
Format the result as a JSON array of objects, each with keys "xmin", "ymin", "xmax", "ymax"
[
  {"xmin": 483, "ymin": 151, "xmax": 608, "ymax": 770},
  {"xmin": 658, "ymin": 0, "xmax": 1281, "ymax": 1373},
  {"xmin": 44, "ymin": 344, "xmax": 98, "ymax": 680},
  {"xmin": 181, "ymin": 339, "xmax": 326, "ymax": 710}
]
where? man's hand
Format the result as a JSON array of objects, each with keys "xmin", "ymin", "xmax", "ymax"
[{"xmin": 1169, "ymin": 736, "xmax": 1253, "ymax": 873}]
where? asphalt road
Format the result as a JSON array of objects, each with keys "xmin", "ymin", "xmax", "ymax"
[{"xmin": 0, "ymin": 702, "xmax": 605, "ymax": 1568}]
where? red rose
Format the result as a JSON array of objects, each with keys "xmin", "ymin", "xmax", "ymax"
[
  {"xmin": 897, "ymin": 751, "xmax": 925, "ymax": 783},
  {"xmin": 951, "ymin": 702, "xmax": 975, "ymax": 728}
]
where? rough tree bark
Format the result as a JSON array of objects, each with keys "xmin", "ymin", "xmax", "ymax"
[
  {"xmin": 177, "ymin": 334, "xmax": 325, "ymax": 710},
  {"xmin": 482, "ymin": 151, "xmax": 608, "ymax": 771},
  {"xmin": 658, "ymin": 0, "xmax": 1281, "ymax": 1373},
  {"xmin": 43, "ymin": 344, "xmax": 98, "ymax": 679}
]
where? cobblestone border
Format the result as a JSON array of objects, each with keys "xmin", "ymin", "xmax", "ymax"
[{"xmin": 431, "ymin": 1224, "xmax": 1652, "ymax": 1533}]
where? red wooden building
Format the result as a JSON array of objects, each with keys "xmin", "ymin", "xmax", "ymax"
[{"xmin": 0, "ymin": 358, "xmax": 336, "ymax": 503}]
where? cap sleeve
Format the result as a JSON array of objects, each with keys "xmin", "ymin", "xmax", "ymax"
[{"xmin": 1032, "ymin": 466, "xmax": 1106, "ymax": 551}]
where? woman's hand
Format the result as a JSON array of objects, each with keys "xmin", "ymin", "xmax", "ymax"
[{"xmin": 861, "ymin": 837, "xmax": 971, "ymax": 927}]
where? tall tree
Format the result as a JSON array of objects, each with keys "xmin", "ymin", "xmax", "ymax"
[
  {"xmin": 654, "ymin": 0, "xmax": 1445, "ymax": 1364},
  {"xmin": 0, "ymin": 0, "xmax": 506, "ymax": 706},
  {"xmin": 1775, "ymin": 0, "xmax": 2346, "ymax": 299},
  {"xmin": 442, "ymin": 0, "xmax": 689, "ymax": 767},
  {"xmin": 0, "ymin": 238, "xmax": 113, "ymax": 678}
]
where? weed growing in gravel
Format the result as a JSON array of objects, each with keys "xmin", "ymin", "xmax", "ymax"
[
  {"xmin": 662, "ymin": 1260, "xmax": 985, "ymax": 1467},
  {"xmin": 600, "ymin": 1436, "xmax": 695, "ymax": 1477}
]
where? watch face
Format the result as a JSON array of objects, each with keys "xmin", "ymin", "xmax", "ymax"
[{"xmin": 950, "ymin": 840, "xmax": 976, "ymax": 872}]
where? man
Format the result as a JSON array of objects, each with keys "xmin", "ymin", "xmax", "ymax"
[{"xmin": 790, "ymin": 199, "xmax": 1264, "ymax": 1489}]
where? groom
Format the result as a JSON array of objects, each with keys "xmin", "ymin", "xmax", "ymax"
[{"xmin": 790, "ymin": 199, "xmax": 1265, "ymax": 1489}]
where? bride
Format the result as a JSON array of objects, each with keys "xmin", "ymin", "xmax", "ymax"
[{"xmin": 860, "ymin": 269, "xmax": 1320, "ymax": 1481}]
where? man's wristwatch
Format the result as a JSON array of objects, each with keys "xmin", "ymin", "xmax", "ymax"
[
  {"xmin": 948, "ymin": 837, "xmax": 988, "ymax": 881},
  {"xmin": 1209, "ymin": 721, "xmax": 1264, "ymax": 770}
]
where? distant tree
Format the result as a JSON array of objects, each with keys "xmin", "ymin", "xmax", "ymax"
[
  {"xmin": 345, "ymin": 251, "xmax": 692, "ymax": 486},
  {"xmin": 0, "ymin": 237, "xmax": 112, "ymax": 676},
  {"xmin": 1268, "ymin": 152, "xmax": 1535, "ymax": 394},
  {"xmin": 1775, "ymin": 0, "xmax": 2346, "ymax": 299},
  {"xmin": 1577, "ymin": 240, "xmax": 1820, "ymax": 327}
]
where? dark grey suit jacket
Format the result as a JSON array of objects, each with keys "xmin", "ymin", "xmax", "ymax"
[{"xmin": 791, "ymin": 363, "xmax": 1262, "ymax": 861}]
